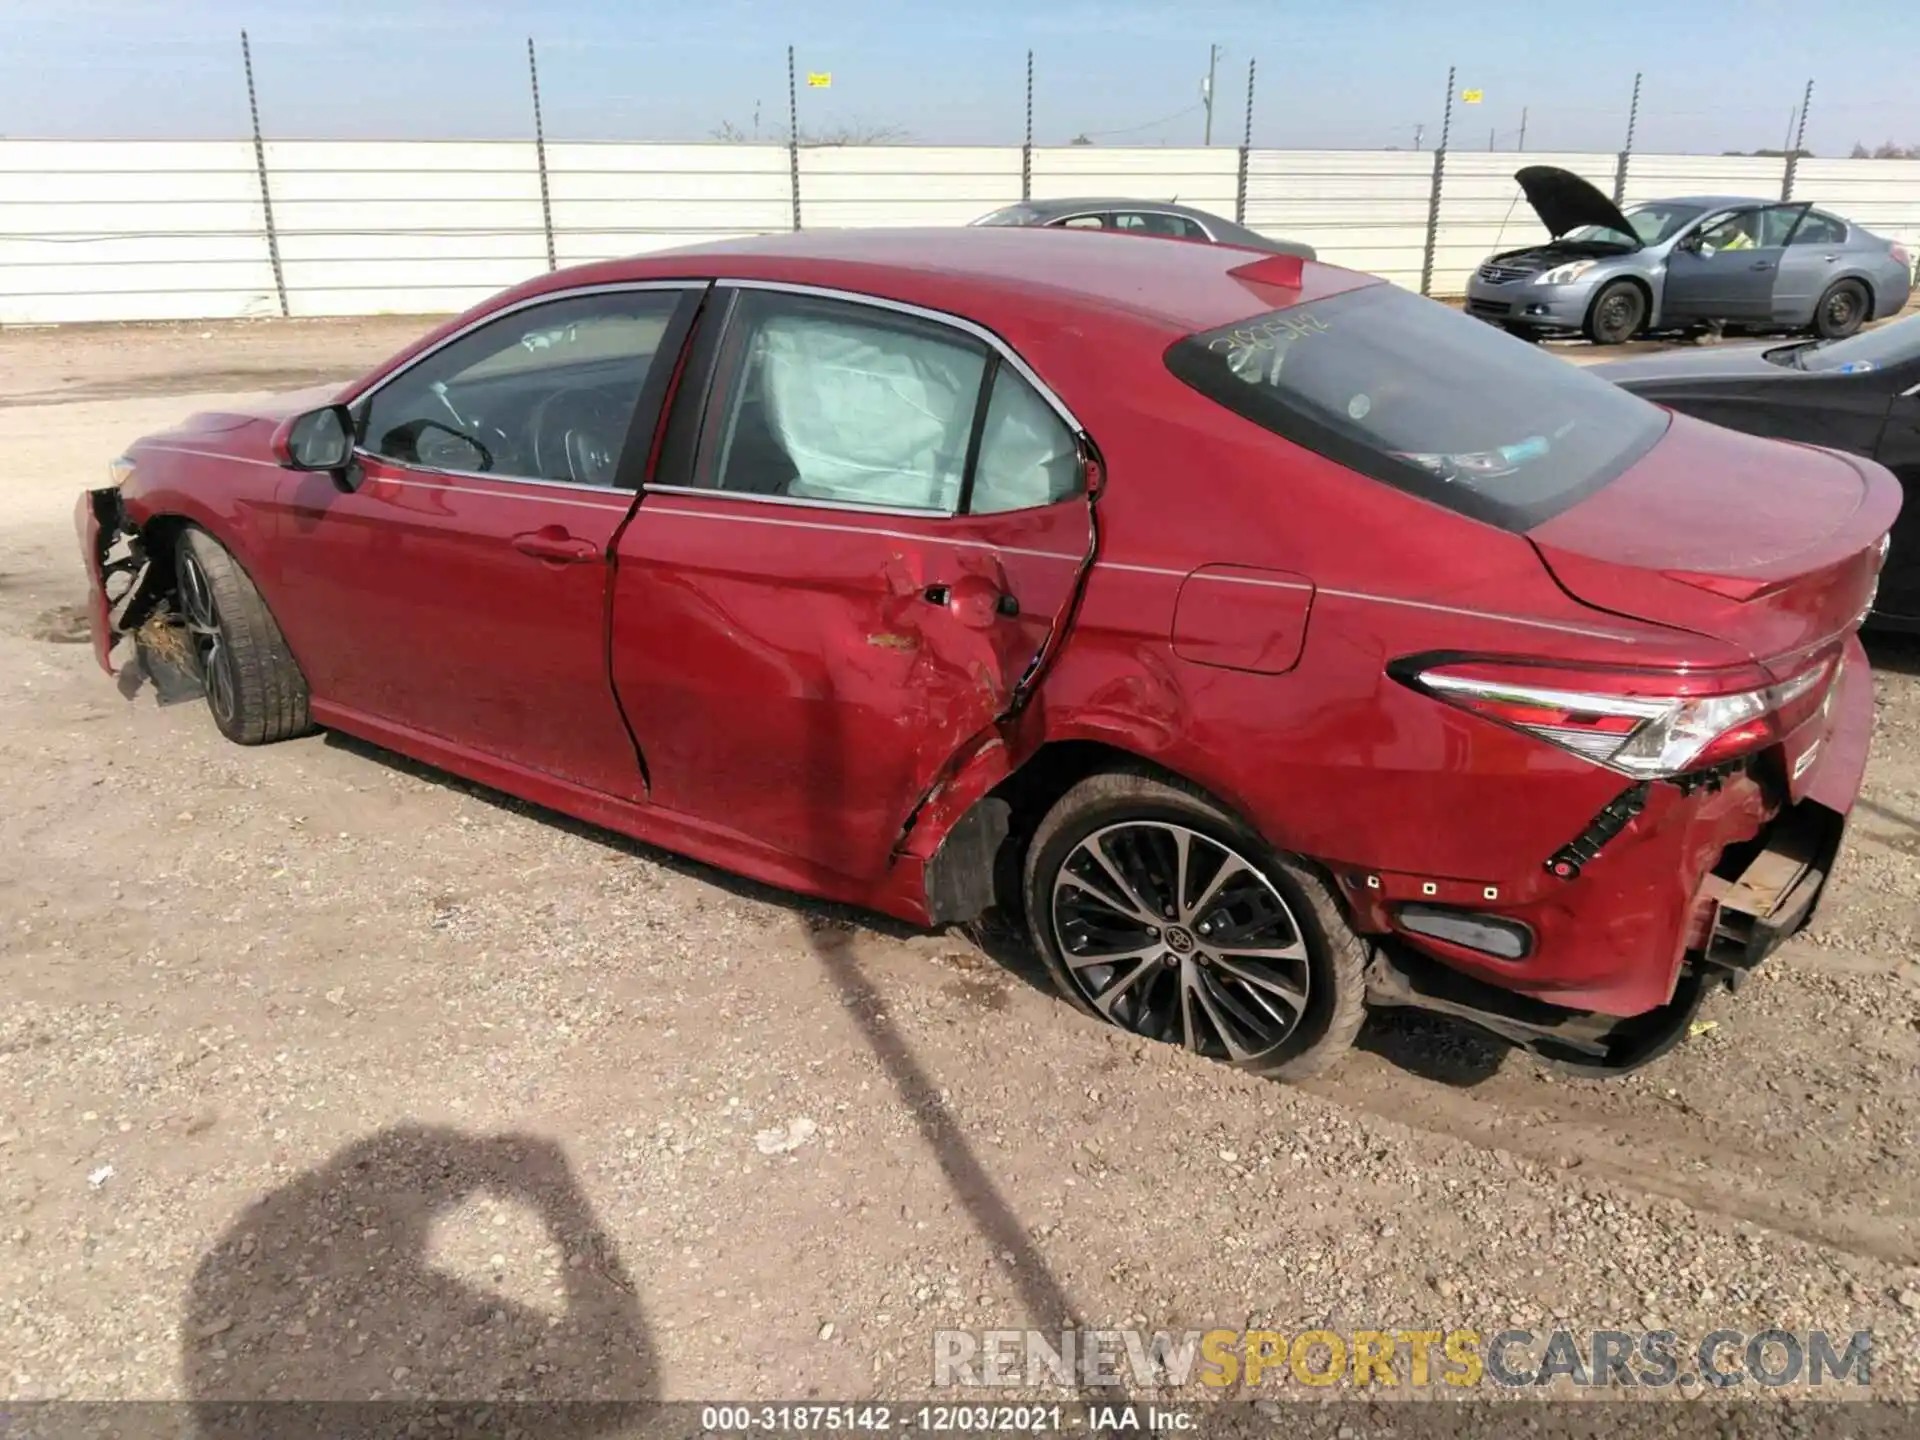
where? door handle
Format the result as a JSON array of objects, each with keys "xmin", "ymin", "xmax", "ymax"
[
  {"xmin": 1822, "ymin": 253, "xmax": 1841, "ymax": 262},
  {"xmin": 922, "ymin": 580, "xmax": 1020, "ymax": 625},
  {"xmin": 512, "ymin": 525, "xmax": 600, "ymax": 563},
  {"xmin": 1749, "ymin": 260, "xmax": 1775, "ymax": 271}
]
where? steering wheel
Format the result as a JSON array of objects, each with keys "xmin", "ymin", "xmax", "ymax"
[{"xmin": 527, "ymin": 387, "xmax": 629, "ymax": 487}]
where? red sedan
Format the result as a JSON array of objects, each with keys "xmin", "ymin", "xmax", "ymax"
[{"xmin": 76, "ymin": 227, "xmax": 1896, "ymax": 1078}]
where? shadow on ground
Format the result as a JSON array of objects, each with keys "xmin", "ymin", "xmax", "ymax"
[
  {"xmin": 185, "ymin": 1124, "xmax": 652, "ymax": 1435},
  {"xmin": 321, "ymin": 729, "xmax": 1511, "ymax": 1097}
]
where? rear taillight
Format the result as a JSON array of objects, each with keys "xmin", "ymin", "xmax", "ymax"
[
  {"xmin": 1401, "ymin": 655, "xmax": 1837, "ymax": 779},
  {"xmin": 1892, "ymin": 243, "xmax": 1911, "ymax": 271}
]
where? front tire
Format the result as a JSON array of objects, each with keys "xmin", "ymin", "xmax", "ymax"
[
  {"xmin": 1584, "ymin": 280, "xmax": 1647, "ymax": 345},
  {"xmin": 1813, "ymin": 279, "xmax": 1869, "ymax": 340},
  {"xmin": 1022, "ymin": 771, "xmax": 1367, "ymax": 1080},
  {"xmin": 174, "ymin": 526, "xmax": 311, "ymax": 746}
]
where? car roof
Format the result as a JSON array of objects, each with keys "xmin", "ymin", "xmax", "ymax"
[
  {"xmin": 529, "ymin": 226, "xmax": 1375, "ymax": 338},
  {"xmin": 1655, "ymin": 194, "xmax": 1780, "ymax": 210},
  {"xmin": 1013, "ymin": 197, "xmax": 1222, "ymax": 219}
]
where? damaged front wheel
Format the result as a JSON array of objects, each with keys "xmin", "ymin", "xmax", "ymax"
[{"xmin": 173, "ymin": 527, "xmax": 311, "ymax": 746}]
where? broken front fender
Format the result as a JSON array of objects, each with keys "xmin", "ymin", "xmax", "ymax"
[{"xmin": 73, "ymin": 486, "xmax": 165, "ymax": 675}]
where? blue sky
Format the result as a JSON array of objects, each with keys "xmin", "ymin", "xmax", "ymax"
[{"xmin": 3, "ymin": 0, "xmax": 1916, "ymax": 155}]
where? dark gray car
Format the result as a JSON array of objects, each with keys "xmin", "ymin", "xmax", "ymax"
[
  {"xmin": 1464, "ymin": 166, "xmax": 1913, "ymax": 345},
  {"xmin": 970, "ymin": 197, "xmax": 1316, "ymax": 259}
]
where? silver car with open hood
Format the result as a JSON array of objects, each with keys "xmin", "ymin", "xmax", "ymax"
[{"xmin": 1463, "ymin": 165, "xmax": 1912, "ymax": 345}]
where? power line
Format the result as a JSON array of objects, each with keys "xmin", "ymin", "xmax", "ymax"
[{"xmin": 1076, "ymin": 102, "xmax": 1206, "ymax": 140}]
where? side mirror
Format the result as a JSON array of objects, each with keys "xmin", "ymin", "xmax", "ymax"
[{"xmin": 275, "ymin": 404, "xmax": 357, "ymax": 485}]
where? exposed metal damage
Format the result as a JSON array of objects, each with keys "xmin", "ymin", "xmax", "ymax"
[{"xmin": 76, "ymin": 487, "xmax": 203, "ymax": 704}]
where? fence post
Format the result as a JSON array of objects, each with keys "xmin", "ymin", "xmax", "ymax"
[
  {"xmin": 1235, "ymin": 58, "xmax": 1255, "ymax": 225},
  {"xmin": 240, "ymin": 30, "xmax": 288, "ymax": 319},
  {"xmin": 1613, "ymin": 71, "xmax": 1641, "ymax": 206},
  {"xmin": 1419, "ymin": 65, "xmax": 1456, "ymax": 298},
  {"xmin": 787, "ymin": 45, "xmax": 802, "ymax": 230},
  {"xmin": 528, "ymin": 38, "xmax": 557, "ymax": 272},
  {"xmin": 1782, "ymin": 78, "xmax": 1813, "ymax": 201},
  {"xmin": 1022, "ymin": 50, "xmax": 1033, "ymax": 202}
]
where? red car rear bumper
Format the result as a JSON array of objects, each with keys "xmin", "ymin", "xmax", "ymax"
[{"xmin": 1345, "ymin": 636, "xmax": 1873, "ymax": 1018}]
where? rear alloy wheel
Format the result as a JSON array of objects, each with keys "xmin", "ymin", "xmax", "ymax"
[
  {"xmin": 1023, "ymin": 772, "xmax": 1366, "ymax": 1079},
  {"xmin": 1814, "ymin": 279, "xmax": 1869, "ymax": 340},
  {"xmin": 1583, "ymin": 280, "xmax": 1647, "ymax": 345},
  {"xmin": 174, "ymin": 527, "xmax": 311, "ymax": 746}
]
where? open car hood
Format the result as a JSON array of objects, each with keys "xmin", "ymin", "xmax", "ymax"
[{"xmin": 1515, "ymin": 165, "xmax": 1639, "ymax": 245}]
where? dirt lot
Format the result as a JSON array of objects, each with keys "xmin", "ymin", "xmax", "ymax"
[{"xmin": 3, "ymin": 317, "xmax": 1919, "ymax": 1409}]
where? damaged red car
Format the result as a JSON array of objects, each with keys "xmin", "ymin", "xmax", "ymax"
[{"xmin": 77, "ymin": 227, "xmax": 1896, "ymax": 1078}]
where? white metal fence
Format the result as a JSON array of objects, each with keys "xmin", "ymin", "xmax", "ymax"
[{"xmin": 6, "ymin": 139, "xmax": 1920, "ymax": 325}]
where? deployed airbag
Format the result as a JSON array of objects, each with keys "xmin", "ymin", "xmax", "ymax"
[{"xmin": 756, "ymin": 313, "xmax": 984, "ymax": 511}]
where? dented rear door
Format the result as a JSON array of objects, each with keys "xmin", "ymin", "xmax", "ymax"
[{"xmin": 608, "ymin": 282, "xmax": 1094, "ymax": 885}]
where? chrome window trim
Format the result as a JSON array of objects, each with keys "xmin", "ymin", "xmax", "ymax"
[
  {"xmin": 705, "ymin": 277, "xmax": 1087, "ymax": 436},
  {"xmin": 645, "ymin": 484, "xmax": 949, "ymax": 521},
  {"xmin": 357, "ymin": 460, "xmax": 637, "ymax": 498},
  {"xmin": 344, "ymin": 279, "xmax": 703, "ymax": 492}
]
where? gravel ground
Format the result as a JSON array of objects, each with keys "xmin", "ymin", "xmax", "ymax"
[{"xmin": 2, "ymin": 316, "xmax": 1919, "ymax": 1410}]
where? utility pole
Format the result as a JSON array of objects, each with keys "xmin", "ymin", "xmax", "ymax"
[
  {"xmin": 1419, "ymin": 64, "xmax": 1456, "ymax": 298},
  {"xmin": 527, "ymin": 37, "xmax": 556, "ymax": 272},
  {"xmin": 1203, "ymin": 43, "xmax": 1219, "ymax": 144},
  {"xmin": 1783, "ymin": 78, "xmax": 1813, "ymax": 201},
  {"xmin": 1518, "ymin": 106, "xmax": 1528, "ymax": 151},
  {"xmin": 1488, "ymin": 127, "xmax": 1495, "ymax": 150},
  {"xmin": 1613, "ymin": 71, "xmax": 1642, "ymax": 205},
  {"xmin": 1413, "ymin": 122, "xmax": 1425, "ymax": 150}
]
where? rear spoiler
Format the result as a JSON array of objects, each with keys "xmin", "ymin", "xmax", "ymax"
[{"xmin": 1227, "ymin": 253, "xmax": 1305, "ymax": 289}]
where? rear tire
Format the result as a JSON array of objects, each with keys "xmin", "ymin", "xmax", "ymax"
[
  {"xmin": 1813, "ymin": 279, "xmax": 1869, "ymax": 340},
  {"xmin": 1584, "ymin": 280, "xmax": 1647, "ymax": 345},
  {"xmin": 174, "ymin": 526, "xmax": 311, "ymax": 746},
  {"xmin": 1022, "ymin": 770, "xmax": 1367, "ymax": 1080}
]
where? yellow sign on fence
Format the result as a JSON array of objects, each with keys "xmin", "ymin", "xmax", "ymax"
[
  {"xmin": 1461, "ymin": 88, "xmax": 1484, "ymax": 103},
  {"xmin": 807, "ymin": 72, "xmax": 832, "ymax": 88}
]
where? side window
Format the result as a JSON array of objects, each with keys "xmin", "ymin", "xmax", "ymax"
[
  {"xmin": 1115, "ymin": 211, "xmax": 1205, "ymax": 240},
  {"xmin": 1759, "ymin": 205, "xmax": 1807, "ymax": 247},
  {"xmin": 1791, "ymin": 212, "xmax": 1848, "ymax": 245},
  {"xmin": 1694, "ymin": 210, "xmax": 1761, "ymax": 253},
  {"xmin": 690, "ymin": 290, "xmax": 988, "ymax": 513},
  {"xmin": 357, "ymin": 289, "xmax": 682, "ymax": 488},
  {"xmin": 969, "ymin": 365, "xmax": 1083, "ymax": 515},
  {"xmin": 1060, "ymin": 214, "xmax": 1108, "ymax": 229}
]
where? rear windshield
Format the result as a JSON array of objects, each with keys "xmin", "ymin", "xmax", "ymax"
[
  {"xmin": 1165, "ymin": 283, "xmax": 1670, "ymax": 530},
  {"xmin": 973, "ymin": 205, "xmax": 1039, "ymax": 227},
  {"xmin": 1791, "ymin": 309, "xmax": 1920, "ymax": 373}
]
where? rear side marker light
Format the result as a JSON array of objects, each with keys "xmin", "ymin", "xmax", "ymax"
[
  {"xmin": 1396, "ymin": 904, "xmax": 1533, "ymax": 960},
  {"xmin": 1399, "ymin": 655, "xmax": 1837, "ymax": 781}
]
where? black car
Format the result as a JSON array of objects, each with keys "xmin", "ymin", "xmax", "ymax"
[
  {"xmin": 1591, "ymin": 314, "xmax": 1918, "ymax": 630},
  {"xmin": 970, "ymin": 197, "xmax": 1316, "ymax": 259}
]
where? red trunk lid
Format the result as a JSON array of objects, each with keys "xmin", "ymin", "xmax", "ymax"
[{"xmin": 1528, "ymin": 411, "xmax": 1901, "ymax": 670}]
